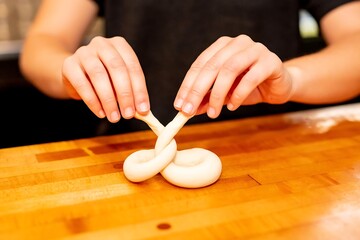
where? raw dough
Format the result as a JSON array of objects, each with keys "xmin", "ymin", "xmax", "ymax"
[{"xmin": 123, "ymin": 111, "xmax": 222, "ymax": 188}]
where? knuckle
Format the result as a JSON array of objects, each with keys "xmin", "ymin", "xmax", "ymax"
[
  {"xmin": 134, "ymin": 89, "xmax": 148, "ymax": 98},
  {"xmin": 126, "ymin": 61, "xmax": 143, "ymax": 73},
  {"xmin": 85, "ymin": 95, "xmax": 100, "ymax": 107},
  {"xmin": 75, "ymin": 46, "xmax": 88, "ymax": 55},
  {"xmin": 253, "ymin": 42, "xmax": 267, "ymax": 51},
  {"xmin": 222, "ymin": 60, "xmax": 238, "ymax": 74},
  {"xmin": 190, "ymin": 60, "xmax": 205, "ymax": 71},
  {"xmin": 101, "ymin": 95, "xmax": 116, "ymax": 105},
  {"xmin": 180, "ymin": 85, "xmax": 191, "ymax": 95},
  {"xmin": 181, "ymin": 85, "xmax": 191, "ymax": 92},
  {"xmin": 177, "ymin": 85, "xmax": 191, "ymax": 98},
  {"xmin": 210, "ymin": 92, "xmax": 222, "ymax": 101},
  {"xmin": 203, "ymin": 59, "xmax": 220, "ymax": 72},
  {"xmin": 190, "ymin": 87, "xmax": 203, "ymax": 98},
  {"xmin": 117, "ymin": 90, "xmax": 132, "ymax": 99},
  {"xmin": 236, "ymin": 34, "xmax": 252, "ymax": 43},
  {"xmin": 217, "ymin": 36, "xmax": 232, "ymax": 43},
  {"xmin": 268, "ymin": 51, "xmax": 281, "ymax": 64},
  {"xmin": 68, "ymin": 74, "xmax": 87, "ymax": 89},
  {"xmin": 90, "ymin": 36, "xmax": 105, "ymax": 45},
  {"xmin": 187, "ymin": 62, "xmax": 203, "ymax": 75},
  {"xmin": 244, "ymin": 72, "xmax": 260, "ymax": 86},
  {"xmin": 88, "ymin": 64, "xmax": 106, "ymax": 78},
  {"xmin": 83, "ymin": 57, "xmax": 103, "ymax": 73},
  {"xmin": 111, "ymin": 36, "xmax": 127, "ymax": 44},
  {"xmin": 231, "ymin": 91, "xmax": 242, "ymax": 101},
  {"xmin": 107, "ymin": 57, "xmax": 126, "ymax": 70}
]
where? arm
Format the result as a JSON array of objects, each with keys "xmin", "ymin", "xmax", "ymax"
[
  {"xmin": 287, "ymin": 1, "xmax": 360, "ymax": 104},
  {"xmin": 174, "ymin": 1, "xmax": 360, "ymax": 118},
  {"xmin": 20, "ymin": 0, "xmax": 98, "ymax": 99}
]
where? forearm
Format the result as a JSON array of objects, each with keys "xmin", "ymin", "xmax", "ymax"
[
  {"xmin": 19, "ymin": 0, "xmax": 99, "ymax": 99},
  {"xmin": 285, "ymin": 32, "xmax": 360, "ymax": 104},
  {"xmin": 19, "ymin": 33, "xmax": 72, "ymax": 99}
]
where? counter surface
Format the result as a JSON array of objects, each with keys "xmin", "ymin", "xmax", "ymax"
[{"xmin": 1, "ymin": 103, "xmax": 360, "ymax": 239}]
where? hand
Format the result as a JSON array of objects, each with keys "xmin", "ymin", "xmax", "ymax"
[
  {"xmin": 174, "ymin": 35, "xmax": 294, "ymax": 118},
  {"xmin": 62, "ymin": 36, "xmax": 150, "ymax": 123}
]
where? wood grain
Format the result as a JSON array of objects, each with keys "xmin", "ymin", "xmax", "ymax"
[{"xmin": 1, "ymin": 103, "xmax": 360, "ymax": 239}]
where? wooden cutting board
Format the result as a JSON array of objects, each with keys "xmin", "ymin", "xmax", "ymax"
[{"xmin": 1, "ymin": 103, "xmax": 360, "ymax": 239}]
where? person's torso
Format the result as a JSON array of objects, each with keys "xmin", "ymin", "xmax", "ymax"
[{"xmin": 102, "ymin": 0, "xmax": 304, "ymax": 131}]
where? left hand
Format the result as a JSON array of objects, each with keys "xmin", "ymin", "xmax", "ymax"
[{"xmin": 174, "ymin": 35, "xmax": 294, "ymax": 118}]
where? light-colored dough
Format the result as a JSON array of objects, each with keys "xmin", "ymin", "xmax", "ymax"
[{"xmin": 123, "ymin": 111, "xmax": 222, "ymax": 188}]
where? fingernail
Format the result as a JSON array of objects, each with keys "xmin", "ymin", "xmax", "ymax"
[
  {"xmin": 124, "ymin": 107, "xmax": 134, "ymax": 118},
  {"xmin": 110, "ymin": 111, "xmax": 120, "ymax": 122},
  {"xmin": 99, "ymin": 110, "xmax": 106, "ymax": 118},
  {"xmin": 227, "ymin": 103, "xmax": 235, "ymax": 111},
  {"xmin": 183, "ymin": 102, "xmax": 193, "ymax": 114},
  {"xmin": 138, "ymin": 102, "xmax": 149, "ymax": 112},
  {"xmin": 207, "ymin": 107, "xmax": 216, "ymax": 118},
  {"xmin": 174, "ymin": 98, "xmax": 184, "ymax": 109}
]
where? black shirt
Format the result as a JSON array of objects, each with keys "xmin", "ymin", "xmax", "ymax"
[{"xmin": 92, "ymin": 0, "xmax": 353, "ymax": 132}]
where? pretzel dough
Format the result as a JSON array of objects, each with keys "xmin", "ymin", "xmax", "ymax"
[{"xmin": 123, "ymin": 111, "xmax": 222, "ymax": 188}]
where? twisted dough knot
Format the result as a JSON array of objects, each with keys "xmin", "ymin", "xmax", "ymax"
[{"xmin": 123, "ymin": 111, "xmax": 222, "ymax": 188}]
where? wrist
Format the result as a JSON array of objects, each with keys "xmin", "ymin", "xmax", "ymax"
[{"xmin": 284, "ymin": 66, "xmax": 303, "ymax": 102}]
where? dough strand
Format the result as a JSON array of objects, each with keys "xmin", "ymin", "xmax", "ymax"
[{"xmin": 123, "ymin": 111, "xmax": 222, "ymax": 188}]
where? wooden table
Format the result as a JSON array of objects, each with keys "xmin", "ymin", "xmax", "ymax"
[{"xmin": 1, "ymin": 103, "xmax": 360, "ymax": 240}]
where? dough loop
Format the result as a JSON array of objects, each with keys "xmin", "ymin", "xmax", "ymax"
[{"xmin": 123, "ymin": 111, "xmax": 222, "ymax": 188}]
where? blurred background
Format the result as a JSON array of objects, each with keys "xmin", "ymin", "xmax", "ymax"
[
  {"xmin": 0, "ymin": 1, "xmax": 340, "ymax": 148},
  {"xmin": 0, "ymin": 0, "xmax": 105, "ymax": 148}
]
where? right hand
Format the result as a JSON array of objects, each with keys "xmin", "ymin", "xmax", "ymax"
[{"xmin": 62, "ymin": 36, "xmax": 150, "ymax": 123}]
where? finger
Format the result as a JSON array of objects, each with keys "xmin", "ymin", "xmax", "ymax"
[
  {"xmin": 195, "ymin": 91, "xmax": 211, "ymax": 115},
  {"xmin": 62, "ymin": 56, "xmax": 106, "ymax": 119},
  {"xmin": 174, "ymin": 36, "xmax": 232, "ymax": 111},
  {"xmin": 227, "ymin": 65, "xmax": 265, "ymax": 109},
  {"xmin": 94, "ymin": 37, "xmax": 135, "ymax": 119},
  {"xmin": 207, "ymin": 42, "xmax": 262, "ymax": 118},
  {"xmin": 63, "ymin": 76, "xmax": 81, "ymax": 100},
  {"xmin": 227, "ymin": 53, "xmax": 276, "ymax": 110},
  {"xmin": 110, "ymin": 37, "xmax": 150, "ymax": 115},
  {"xmin": 78, "ymin": 46, "xmax": 120, "ymax": 123},
  {"xmin": 180, "ymin": 35, "xmax": 256, "ymax": 117},
  {"xmin": 240, "ymin": 53, "xmax": 284, "ymax": 106}
]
